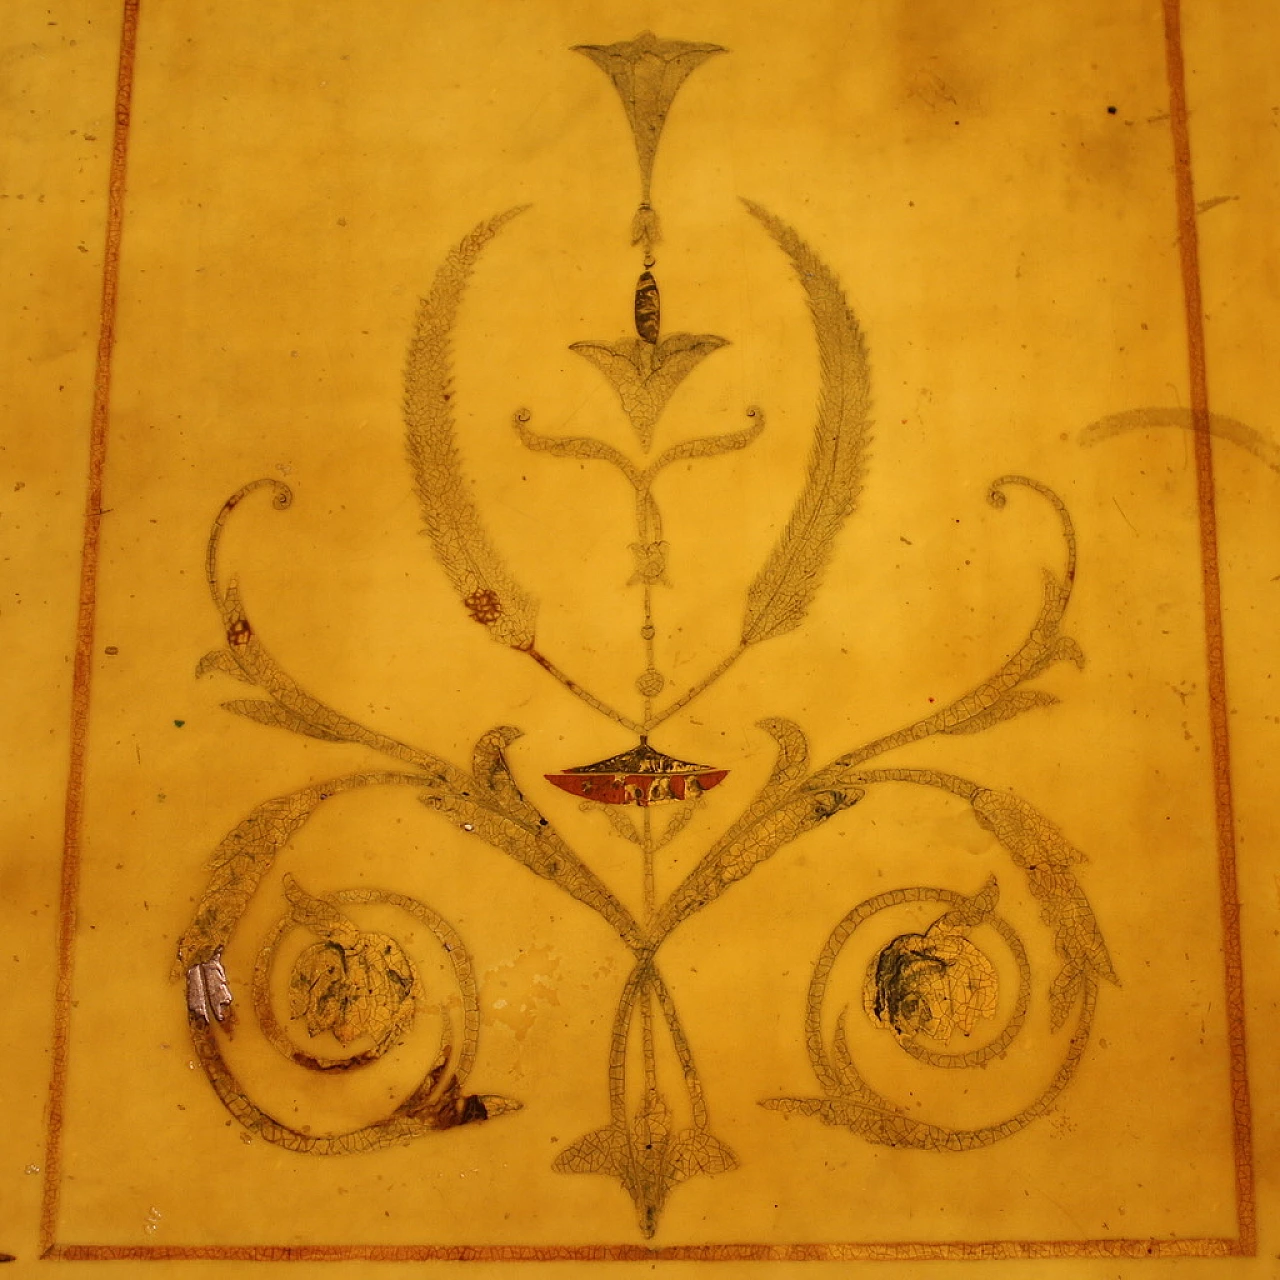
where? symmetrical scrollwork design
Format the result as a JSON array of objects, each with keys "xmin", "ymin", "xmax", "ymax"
[{"xmin": 176, "ymin": 30, "xmax": 1116, "ymax": 1240}]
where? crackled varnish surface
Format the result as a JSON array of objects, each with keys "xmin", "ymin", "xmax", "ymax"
[{"xmin": 3, "ymin": 0, "xmax": 1279, "ymax": 1275}]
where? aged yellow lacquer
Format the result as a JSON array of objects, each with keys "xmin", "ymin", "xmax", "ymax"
[{"xmin": 2, "ymin": 1, "xmax": 1277, "ymax": 1277}]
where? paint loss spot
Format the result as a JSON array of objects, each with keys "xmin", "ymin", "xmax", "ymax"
[{"xmin": 482, "ymin": 945, "xmax": 561, "ymax": 1041}]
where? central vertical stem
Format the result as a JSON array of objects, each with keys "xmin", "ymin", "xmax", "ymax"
[
  {"xmin": 640, "ymin": 982, "xmax": 657, "ymax": 1101},
  {"xmin": 641, "ymin": 581, "xmax": 656, "ymax": 725},
  {"xmin": 640, "ymin": 807, "xmax": 658, "ymax": 1100},
  {"xmin": 641, "ymin": 805, "xmax": 655, "ymax": 923}
]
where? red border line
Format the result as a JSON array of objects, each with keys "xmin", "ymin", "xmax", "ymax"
[
  {"xmin": 41, "ymin": 0, "xmax": 1254, "ymax": 1264},
  {"xmin": 1162, "ymin": 0, "xmax": 1256, "ymax": 1254},
  {"xmin": 38, "ymin": 0, "xmax": 141, "ymax": 1259},
  {"xmin": 41, "ymin": 1238, "xmax": 1246, "ymax": 1263}
]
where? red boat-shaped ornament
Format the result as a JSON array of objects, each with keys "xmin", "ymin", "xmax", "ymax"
[{"xmin": 545, "ymin": 740, "xmax": 727, "ymax": 807}]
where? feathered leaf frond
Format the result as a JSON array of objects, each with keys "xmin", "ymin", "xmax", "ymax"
[
  {"xmin": 404, "ymin": 208, "xmax": 538, "ymax": 649},
  {"xmin": 739, "ymin": 200, "xmax": 872, "ymax": 647}
]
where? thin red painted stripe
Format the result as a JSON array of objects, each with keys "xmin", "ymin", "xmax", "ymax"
[
  {"xmin": 1160, "ymin": 0, "xmax": 1256, "ymax": 1255},
  {"xmin": 41, "ymin": 1236, "xmax": 1245, "ymax": 1262},
  {"xmin": 40, "ymin": 0, "xmax": 141, "ymax": 1259}
]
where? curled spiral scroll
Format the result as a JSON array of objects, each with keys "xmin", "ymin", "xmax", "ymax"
[
  {"xmin": 175, "ymin": 767, "xmax": 522, "ymax": 1155},
  {"xmin": 252, "ymin": 881, "xmax": 477, "ymax": 1079},
  {"xmin": 764, "ymin": 782, "xmax": 1117, "ymax": 1150},
  {"xmin": 816, "ymin": 880, "xmax": 1032, "ymax": 1075},
  {"xmin": 799, "ymin": 881, "xmax": 1046, "ymax": 1142}
]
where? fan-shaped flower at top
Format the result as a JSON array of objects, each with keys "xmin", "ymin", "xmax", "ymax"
[{"xmin": 574, "ymin": 31, "xmax": 727, "ymax": 246}]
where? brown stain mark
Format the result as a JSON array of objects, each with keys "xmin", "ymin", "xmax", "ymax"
[
  {"xmin": 40, "ymin": 0, "xmax": 139, "ymax": 1259},
  {"xmin": 1195, "ymin": 193, "xmax": 1239, "ymax": 215},
  {"xmin": 905, "ymin": 67, "xmax": 958, "ymax": 111},
  {"xmin": 1080, "ymin": 407, "xmax": 1280, "ymax": 474},
  {"xmin": 892, "ymin": 0, "xmax": 982, "ymax": 123},
  {"xmin": 188, "ymin": 1016, "xmax": 513, "ymax": 1154},
  {"xmin": 1162, "ymin": 0, "xmax": 1256, "ymax": 1254},
  {"xmin": 1058, "ymin": 110, "xmax": 1141, "ymax": 194},
  {"xmin": 463, "ymin": 587, "xmax": 503, "ymax": 625}
]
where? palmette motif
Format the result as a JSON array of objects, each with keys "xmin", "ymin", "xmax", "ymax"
[{"xmin": 176, "ymin": 32, "xmax": 1114, "ymax": 1238}]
